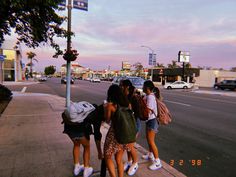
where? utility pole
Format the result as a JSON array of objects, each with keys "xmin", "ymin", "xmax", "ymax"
[{"xmin": 64, "ymin": 0, "xmax": 88, "ymax": 109}]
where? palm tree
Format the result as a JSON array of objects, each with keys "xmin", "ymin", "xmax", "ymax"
[
  {"xmin": 167, "ymin": 60, "xmax": 180, "ymax": 69},
  {"xmin": 155, "ymin": 63, "xmax": 165, "ymax": 68},
  {"xmin": 133, "ymin": 62, "xmax": 144, "ymax": 76},
  {"xmin": 26, "ymin": 51, "xmax": 38, "ymax": 77},
  {"xmin": 185, "ymin": 62, "xmax": 192, "ymax": 68}
]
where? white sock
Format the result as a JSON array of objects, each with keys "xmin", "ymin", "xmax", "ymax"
[{"xmin": 75, "ymin": 163, "xmax": 80, "ymax": 167}]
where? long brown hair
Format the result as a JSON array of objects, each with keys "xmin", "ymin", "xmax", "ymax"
[
  {"xmin": 107, "ymin": 84, "xmax": 129, "ymax": 107},
  {"xmin": 143, "ymin": 80, "xmax": 162, "ymax": 100}
]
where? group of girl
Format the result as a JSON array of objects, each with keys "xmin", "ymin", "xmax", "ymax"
[{"xmin": 63, "ymin": 80, "xmax": 162, "ymax": 177}]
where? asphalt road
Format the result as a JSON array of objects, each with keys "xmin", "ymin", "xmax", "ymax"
[{"xmin": 6, "ymin": 78, "xmax": 236, "ymax": 177}]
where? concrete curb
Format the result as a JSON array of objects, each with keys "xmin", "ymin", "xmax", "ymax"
[{"xmin": 3, "ymin": 81, "xmax": 39, "ymax": 86}]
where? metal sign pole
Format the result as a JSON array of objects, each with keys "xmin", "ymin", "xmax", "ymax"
[
  {"xmin": 151, "ymin": 51, "xmax": 154, "ymax": 81},
  {"xmin": 66, "ymin": 0, "xmax": 72, "ymax": 110},
  {"xmin": 0, "ymin": 48, "xmax": 3, "ymax": 84},
  {"xmin": 0, "ymin": 61, "xmax": 3, "ymax": 84}
]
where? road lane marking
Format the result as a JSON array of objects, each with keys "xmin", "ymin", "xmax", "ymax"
[
  {"xmin": 21, "ymin": 87, "xmax": 27, "ymax": 93},
  {"xmin": 164, "ymin": 100, "xmax": 191, "ymax": 107},
  {"xmin": 163, "ymin": 91, "xmax": 236, "ymax": 105}
]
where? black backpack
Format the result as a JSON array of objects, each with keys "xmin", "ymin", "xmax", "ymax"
[{"xmin": 112, "ymin": 105, "xmax": 137, "ymax": 144}]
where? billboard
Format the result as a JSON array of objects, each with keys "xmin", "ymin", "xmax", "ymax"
[
  {"xmin": 178, "ymin": 51, "xmax": 190, "ymax": 63},
  {"xmin": 122, "ymin": 61, "xmax": 131, "ymax": 70}
]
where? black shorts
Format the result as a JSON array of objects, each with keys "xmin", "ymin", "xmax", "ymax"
[{"xmin": 63, "ymin": 122, "xmax": 92, "ymax": 140}]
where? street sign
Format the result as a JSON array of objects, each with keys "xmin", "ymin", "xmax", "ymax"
[
  {"xmin": 73, "ymin": 0, "xmax": 88, "ymax": 11},
  {"xmin": 148, "ymin": 53, "xmax": 156, "ymax": 66},
  {"xmin": 149, "ymin": 53, "xmax": 153, "ymax": 65},
  {"xmin": 0, "ymin": 54, "xmax": 6, "ymax": 61},
  {"xmin": 152, "ymin": 53, "xmax": 156, "ymax": 66}
]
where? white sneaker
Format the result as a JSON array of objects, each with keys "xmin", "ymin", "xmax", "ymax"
[
  {"xmin": 124, "ymin": 161, "xmax": 132, "ymax": 171},
  {"xmin": 73, "ymin": 164, "xmax": 84, "ymax": 176},
  {"xmin": 83, "ymin": 167, "xmax": 93, "ymax": 177},
  {"xmin": 149, "ymin": 158, "xmax": 162, "ymax": 170},
  {"xmin": 127, "ymin": 162, "xmax": 139, "ymax": 176},
  {"xmin": 142, "ymin": 152, "xmax": 154, "ymax": 161}
]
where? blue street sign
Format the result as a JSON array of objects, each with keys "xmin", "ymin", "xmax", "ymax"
[
  {"xmin": 149, "ymin": 53, "xmax": 153, "ymax": 65},
  {"xmin": 0, "ymin": 54, "xmax": 6, "ymax": 61},
  {"xmin": 148, "ymin": 53, "xmax": 156, "ymax": 66},
  {"xmin": 73, "ymin": 0, "xmax": 88, "ymax": 11}
]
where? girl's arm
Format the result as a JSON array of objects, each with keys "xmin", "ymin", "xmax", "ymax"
[{"xmin": 104, "ymin": 103, "xmax": 115, "ymax": 123}]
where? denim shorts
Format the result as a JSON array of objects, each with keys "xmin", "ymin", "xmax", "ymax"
[{"xmin": 146, "ymin": 118, "xmax": 159, "ymax": 133}]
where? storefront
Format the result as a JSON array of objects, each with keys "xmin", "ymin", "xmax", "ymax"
[
  {"xmin": 149, "ymin": 68, "xmax": 200, "ymax": 85},
  {"xmin": 1, "ymin": 43, "xmax": 23, "ymax": 82}
]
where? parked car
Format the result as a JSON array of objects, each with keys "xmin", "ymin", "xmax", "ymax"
[
  {"xmin": 85, "ymin": 77, "xmax": 92, "ymax": 81},
  {"xmin": 214, "ymin": 80, "xmax": 236, "ymax": 90},
  {"xmin": 164, "ymin": 81, "xmax": 193, "ymax": 89},
  {"xmin": 38, "ymin": 76, "xmax": 47, "ymax": 82},
  {"xmin": 61, "ymin": 77, "xmax": 75, "ymax": 84},
  {"xmin": 90, "ymin": 77, "xmax": 101, "ymax": 83},
  {"xmin": 127, "ymin": 77, "xmax": 146, "ymax": 94},
  {"xmin": 112, "ymin": 76, "xmax": 127, "ymax": 85},
  {"xmin": 112, "ymin": 76, "xmax": 145, "ymax": 94}
]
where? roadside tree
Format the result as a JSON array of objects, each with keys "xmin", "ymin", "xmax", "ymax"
[
  {"xmin": 44, "ymin": 65, "xmax": 56, "ymax": 75},
  {"xmin": 155, "ymin": 63, "xmax": 165, "ymax": 68},
  {"xmin": 133, "ymin": 62, "xmax": 144, "ymax": 77},
  {"xmin": 0, "ymin": 0, "xmax": 66, "ymax": 57},
  {"xmin": 167, "ymin": 60, "xmax": 180, "ymax": 69},
  {"xmin": 185, "ymin": 63, "xmax": 192, "ymax": 68}
]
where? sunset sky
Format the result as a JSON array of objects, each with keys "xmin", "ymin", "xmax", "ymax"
[{"xmin": 5, "ymin": 0, "xmax": 236, "ymax": 72}]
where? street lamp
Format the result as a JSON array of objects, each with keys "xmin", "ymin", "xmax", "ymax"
[{"xmin": 141, "ymin": 45, "xmax": 155, "ymax": 81}]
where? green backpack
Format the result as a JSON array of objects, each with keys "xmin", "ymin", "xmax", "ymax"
[{"xmin": 112, "ymin": 105, "xmax": 137, "ymax": 144}]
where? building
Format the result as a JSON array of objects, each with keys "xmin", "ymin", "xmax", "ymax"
[
  {"xmin": 61, "ymin": 62, "xmax": 88, "ymax": 79},
  {"xmin": 195, "ymin": 70, "xmax": 236, "ymax": 87},
  {"xmin": 149, "ymin": 68, "xmax": 200, "ymax": 85},
  {"xmin": 0, "ymin": 42, "xmax": 23, "ymax": 82},
  {"xmin": 150, "ymin": 68, "xmax": 236, "ymax": 87}
]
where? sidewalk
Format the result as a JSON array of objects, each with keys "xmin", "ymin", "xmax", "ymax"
[
  {"xmin": 0, "ymin": 92, "xmax": 186, "ymax": 177},
  {"xmin": 3, "ymin": 79, "xmax": 39, "ymax": 86}
]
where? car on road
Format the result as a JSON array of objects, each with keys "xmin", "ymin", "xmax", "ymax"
[
  {"xmin": 112, "ymin": 76, "xmax": 146, "ymax": 94},
  {"xmin": 214, "ymin": 80, "xmax": 236, "ymax": 90},
  {"xmin": 164, "ymin": 81, "xmax": 193, "ymax": 89},
  {"xmin": 111, "ymin": 76, "xmax": 127, "ymax": 85},
  {"xmin": 38, "ymin": 76, "xmax": 47, "ymax": 82},
  {"xmin": 127, "ymin": 77, "xmax": 146, "ymax": 94},
  {"xmin": 61, "ymin": 77, "xmax": 75, "ymax": 84},
  {"xmin": 90, "ymin": 77, "xmax": 101, "ymax": 83},
  {"xmin": 84, "ymin": 77, "xmax": 92, "ymax": 81}
]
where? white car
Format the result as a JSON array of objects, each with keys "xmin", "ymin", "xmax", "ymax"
[
  {"xmin": 90, "ymin": 78, "xmax": 101, "ymax": 83},
  {"xmin": 164, "ymin": 81, "xmax": 193, "ymax": 89},
  {"xmin": 38, "ymin": 76, "xmax": 47, "ymax": 81}
]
